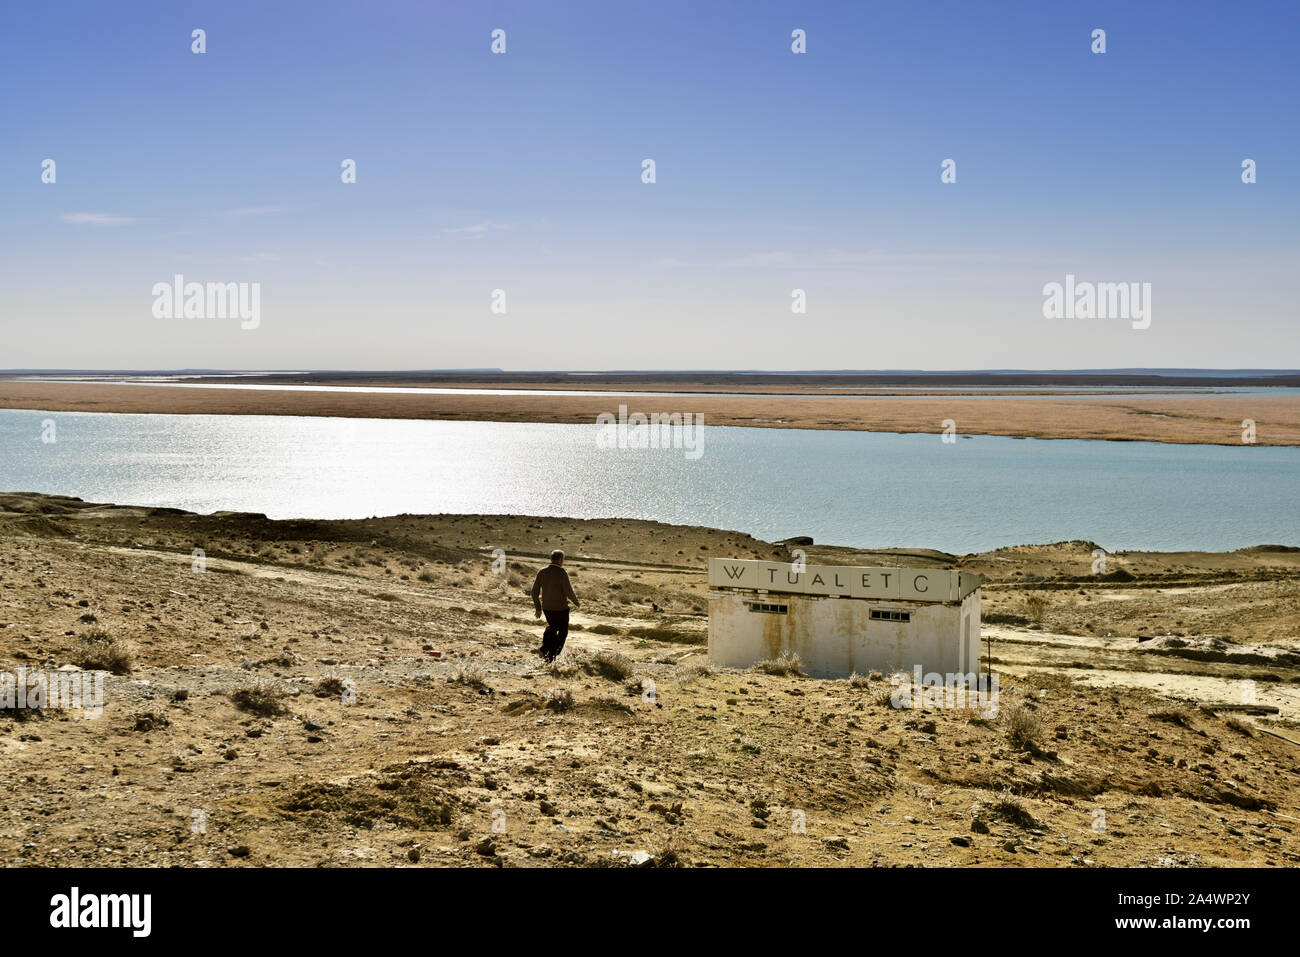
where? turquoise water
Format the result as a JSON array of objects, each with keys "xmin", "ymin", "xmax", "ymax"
[{"xmin": 1, "ymin": 408, "xmax": 1296, "ymax": 553}]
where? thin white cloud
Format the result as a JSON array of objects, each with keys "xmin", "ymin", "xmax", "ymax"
[
  {"xmin": 60, "ymin": 212, "xmax": 139, "ymax": 225},
  {"xmin": 441, "ymin": 220, "xmax": 514, "ymax": 238},
  {"xmin": 211, "ymin": 205, "xmax": 290, "ymax": 219},
  {"xmin": 650, "ymin": 249, "xmax": 1039, "ymax": 270}
]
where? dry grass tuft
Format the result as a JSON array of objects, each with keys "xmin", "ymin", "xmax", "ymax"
[
  {"xmin": 987, "ymin": 792, "xmax": 1041, "ymax": 829},
  {"xmin": 72, "ymin": 629, "xmax": 133, "ymax": 675},
  {"xmin": 451, "ymin": 660, "xmax": 489, "ymax": 689},
  {"xmin": 1150, "ymin": 708, "xmax": 1195, "ymax": 729},
  {"xmin": 1023, "ymin": 593, "xmax": 1049, "ymax": 623},
  {"xmin": 231, "ymin": 683, "xmax": 289, "ymax": 717},
  {"xmin": 1000, "ymin": 702, "xmax": 1042, "ymax": 751},
  {"xmin": 1225, "ymin": 716, "xmax": 1254, "ymax": 736},
  {"xmin": 972, "ymin": 791, "xmax": 1041, "ymax": 830},
  {"xmin": 870, "ymin": 680, "xmax": 900, "ymax": 707},
  {"xmin": 752, "ymin": 652, "xmax": 802, "ymax": 676},
  {"xmin": 582, "ymin": 649, "xmax": 636, "ymax": 681},
  {"xmin": 132, "ymin": 708, "xmax": 170, "ymax": 732},
  {"xmin": 544, "ymin": 688, "xmax": 574, "ymax": 712}
]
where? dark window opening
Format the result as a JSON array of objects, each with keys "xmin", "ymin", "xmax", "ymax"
[{"xmin": 870, "ymin": 609, "xmax": 911, "ymax": 622}]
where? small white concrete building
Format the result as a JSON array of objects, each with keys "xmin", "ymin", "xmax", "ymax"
[{"xmin": 707, "ymin": 558, "xmax": 982, "ymax": 679}]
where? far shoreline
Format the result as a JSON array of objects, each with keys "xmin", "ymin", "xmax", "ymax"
[{"xmin": 2, "ymin": 378, "xmax": 1299, "ymax": 446}]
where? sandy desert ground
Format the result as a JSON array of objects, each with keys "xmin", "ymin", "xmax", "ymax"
[
  {"xmin": 2, "ymin": 492, "xmax": 1298, "ymax": 867},
  {"xmin": 2, "ymin": 378, "xmax": 1298, "ymax": 445}
]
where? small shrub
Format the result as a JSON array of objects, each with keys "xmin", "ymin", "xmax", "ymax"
[
  {"xmin": 1, "ymin": 677, "xmax": 49, "ymax": 721},
  {"xmin": 313, "ymin": 677, "xmax": 346, "ymax": 698},
  {"xmin": 653, "ymin": 840, "xmax": 688, "ymax": 868},
  {"xmin": 870, "ymin": 681, "xmax": 899, "ymax": 707},
  {"xmin": 72, "ymin": 629, "xmax": 133, "ymax": 675},
  {"xmin": 583, "ymin": 650, "xmax": 635, "ymax": 681},
  {"xmin": 452, "ymin": 661, "xmax": 489, "ymax": 689},
  {"xmin": 231, "ymin": 684, "xmax": 289, "ymax": 717},
  {"xmin": 1150, "ymin": 708, "xmax": 1195, "ymax": 729},
  {"xmin": 132, "ymin": 709, "xmax": 170, "ymax": 732},
  {"xmin": 673, "ymin": 660, "xmax": 713, "ymax": 684},
  {"xmin": 752, "ymin": 652, "xmax": 802, "ymax": 676},
  {"xmin": 1023, "ymin": 594, "xmax": 1049, "ymax": 623},
  {"xmin": 1000, "ymin": 702, "xmax": 1042, "ymax": 751},
  {"xmin": 544, "ymin": 689, "xmax": 574, "ymax": 712},
  {"xmin": 984, "ymin": 792, "xmax": 1040, "ymax": 829},
  {"xmin": 1225, "ymin": 717, "xmax": 1254, "ymax": 737}
]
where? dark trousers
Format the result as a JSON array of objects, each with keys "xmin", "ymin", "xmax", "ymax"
[{"xmin": 540, "ymin": 607, "xmax": 570, "ymax": 661}]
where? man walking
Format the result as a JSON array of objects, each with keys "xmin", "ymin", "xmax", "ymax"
[{"xmin": 532, "ymin": 549, "xmax": 579, "ymax": 662}]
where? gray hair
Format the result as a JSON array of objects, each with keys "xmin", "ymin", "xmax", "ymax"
[{"xmin": 550, "ymin": 549, "xmax": 565, "ymax": 562}]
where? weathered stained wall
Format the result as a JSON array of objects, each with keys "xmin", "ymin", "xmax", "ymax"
[{"xmin": 707, "ymin": 590, "xmax": 981, "ymax": 679}]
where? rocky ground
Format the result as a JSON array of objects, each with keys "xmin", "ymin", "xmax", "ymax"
[{"xmin": 2, "ymin": 492, "xmax": 1298, "ymax": 867}]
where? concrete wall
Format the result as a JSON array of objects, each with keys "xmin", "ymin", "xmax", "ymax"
[{"xmin": 707, "ymin": 590, "xmax": 981, "ymax": 679}]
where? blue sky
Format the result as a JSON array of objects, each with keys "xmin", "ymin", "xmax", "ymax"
[{"xmin": 3, "ymin": 0, "xmax": 1297, "ymax": 370}]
